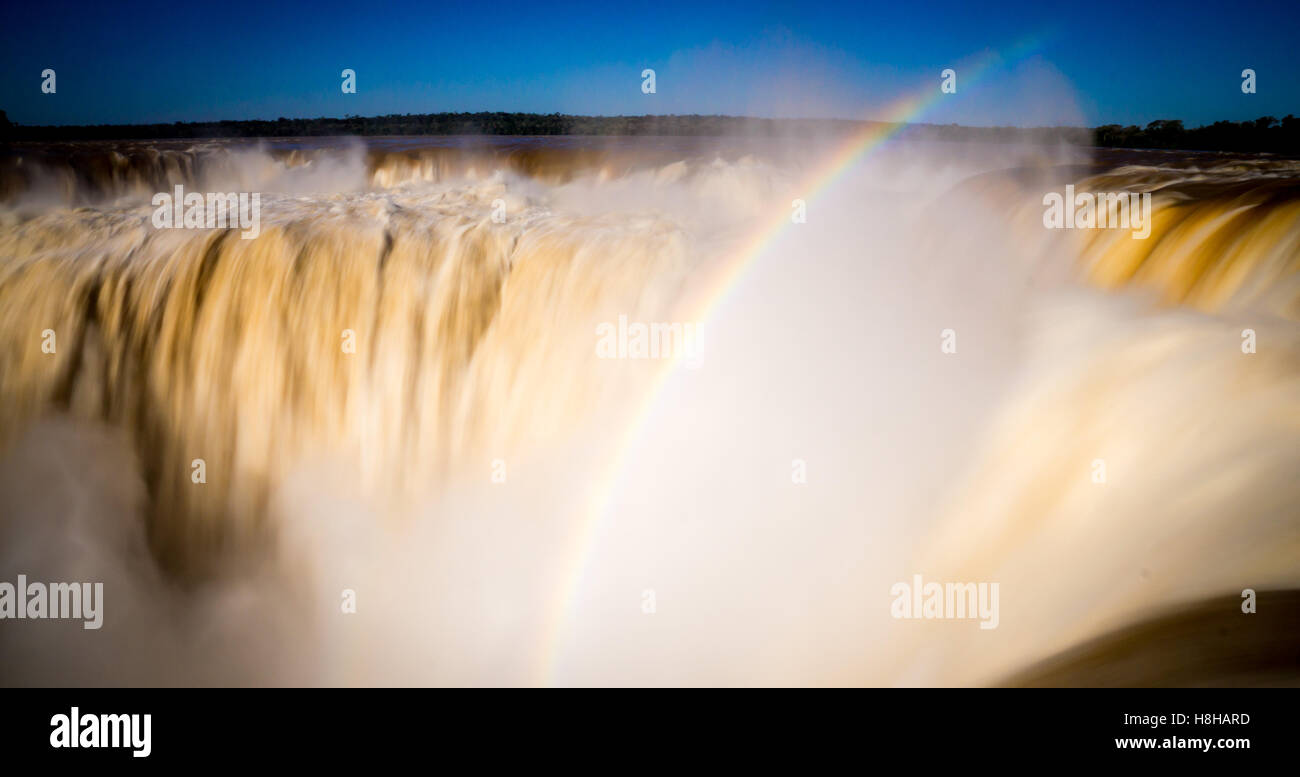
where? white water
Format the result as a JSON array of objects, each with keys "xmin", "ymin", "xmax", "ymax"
[{"xmin": 0, "ymin": 138, "xmax": 1296, "ymax": 685}]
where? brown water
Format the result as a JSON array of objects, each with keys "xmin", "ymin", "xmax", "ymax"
[{"xmin": 0, "ymin": 136, "xmax": 1295, "ymax": 685}]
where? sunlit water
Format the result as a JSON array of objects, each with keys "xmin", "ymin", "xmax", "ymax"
[{"xmin": 0, "ymin": 136, "xmax": 1296, "ymax": 685}]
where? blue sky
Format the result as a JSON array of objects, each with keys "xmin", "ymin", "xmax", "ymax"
[{"xmin": 1, "ymin": 0, "xmax": 1296, "ymax": 127}]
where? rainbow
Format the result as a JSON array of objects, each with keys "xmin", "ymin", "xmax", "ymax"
[{"xmin": 536, "ymin": 33, "xmax": 1054, "ymax": 684}]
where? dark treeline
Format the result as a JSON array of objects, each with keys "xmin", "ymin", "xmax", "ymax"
[
  {"xmin": 1, "ymin": 110, "xmax": 1298, "ymax": 154},
  {"xmin": 1092, "ymin": 117, "xmax": 1300, "ymax": 153}
]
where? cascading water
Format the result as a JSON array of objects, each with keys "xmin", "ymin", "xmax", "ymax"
[{"xmin": 0, "ymin": 137, "xmax": 1295, "ymax": 685}]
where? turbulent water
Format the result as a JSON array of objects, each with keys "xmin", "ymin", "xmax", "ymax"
[{"xmin": 0, "ymin": 136, "xmax": 1296, "ymax": 686}]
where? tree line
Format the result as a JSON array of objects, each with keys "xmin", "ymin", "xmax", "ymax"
[{"xmin": 2, "ymin": 110, "xmax": 1297, "ymax": 154}]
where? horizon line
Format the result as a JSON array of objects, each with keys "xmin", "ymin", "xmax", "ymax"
[{"xmin": 6, "ymin": 110, "xmax": 1295, "ymax": 133}]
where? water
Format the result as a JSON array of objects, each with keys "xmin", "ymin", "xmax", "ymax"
[{"xmin": 0, "ymin": 136, "xmax": 1296, "ymax": 685}]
